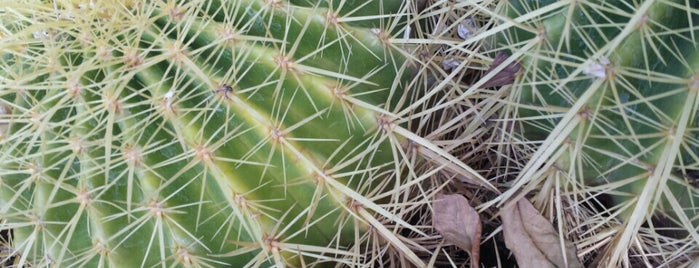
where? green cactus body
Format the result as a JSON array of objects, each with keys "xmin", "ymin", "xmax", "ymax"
[
  {"xmin": 0, "ymin": 1, "xmax": 450, "ymax": 267},
  {"xmin": 491, "ymin": 0, "xmax": 699, "ymax": 265}
]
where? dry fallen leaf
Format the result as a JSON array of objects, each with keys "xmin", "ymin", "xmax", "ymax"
[
  {"xmin": 501, "ymin": 199, "xmax": 583, "ymax": 268},
  {"xmin": 433, "ymin": 193, "xmax": 482, "ymax": 268},
  {"xmin": 478, "ymin": 52, "xmax": 521, "ymax": 88}
]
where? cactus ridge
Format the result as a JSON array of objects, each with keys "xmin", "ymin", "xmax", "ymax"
[{"xmin": 0, "ymin": 1, "xmax": 490, "ymax": 267}]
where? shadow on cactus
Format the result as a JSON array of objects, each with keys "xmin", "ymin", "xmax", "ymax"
[
  {"xmin": 471, "ymin": 0, "xmax": 699, "ymax": 266},
  {"xmin": 0, "ymin": 0, "xmax": 495, "ymax": 267}
]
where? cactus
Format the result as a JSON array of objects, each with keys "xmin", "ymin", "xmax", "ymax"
[
  {"xmin": 0, "ymin": 0, "xmax": 494, "ymax": 267},
  {"xmin": 466, "ymin": 0, "xmax": 699, "ymax": 266}
]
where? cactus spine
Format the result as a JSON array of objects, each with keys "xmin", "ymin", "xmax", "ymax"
[
  {"xmin": 479, "ymin": 0, "xmax": 699, "ymax": 266},
  {"xmin": 0, "ymin": 1, "xmax": 491, "ymax": 266}
]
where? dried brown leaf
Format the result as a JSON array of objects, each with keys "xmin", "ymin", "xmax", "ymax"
[
  {"xmin": 433, "ymin": 194, "xmax": 481, "ymax": 268},
  {"xmin": 501, "ymin": 199, "xmax": 583, "ymax": 268},
  {"xmin": 479, "ymin": 52, "xmax": 521, "ymax": 88}
]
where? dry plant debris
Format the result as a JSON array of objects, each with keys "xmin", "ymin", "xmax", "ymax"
[
  {"xmin": 501, "ymin": 199, "xmax": 582, "ymax": 268},
  {"xmin": 433, "ymin": 193, "xmax": 482, "ymax": 268}
]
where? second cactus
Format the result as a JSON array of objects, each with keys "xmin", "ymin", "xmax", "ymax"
[{"xmin": 487, "ymin": 0, "xmax": 699, "ymax": 266}]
